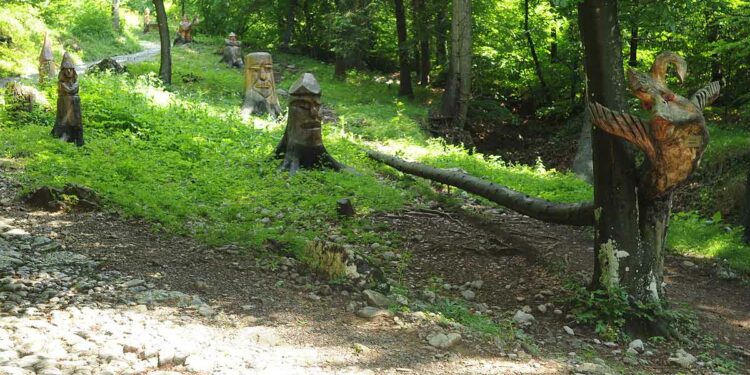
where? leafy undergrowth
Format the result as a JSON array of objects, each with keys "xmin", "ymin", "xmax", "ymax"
[
  {"xmin": 668, "ymin": 212, "xmax": 750, "ymax": 273},
  {"xmin": 1, "ymin": 38, "xmax": 748, "ymax": 275},
  {"xmin": 0, "ymin": 2, "xmax": 141, "ymax": 77}
]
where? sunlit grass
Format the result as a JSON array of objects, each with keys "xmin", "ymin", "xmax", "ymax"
[
  {"xmin": 2, "ymin": 38, "xmax": 749, "ymax": 274},
  {"xmin": 668, "ymin": 212, "xmax": 750, "ymax": 273}
]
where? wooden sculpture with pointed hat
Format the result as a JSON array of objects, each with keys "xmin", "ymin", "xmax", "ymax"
[
  {"xmin": 38, "ymin": 32, "xmax": 56, "ymax": 84},
  {"xmin": 52, "ymin": 52, "xmax": 84, "ymax": 146}
]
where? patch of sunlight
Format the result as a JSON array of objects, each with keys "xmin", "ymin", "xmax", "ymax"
[
  {"xmin": 246, "ymin": 116, "xmax": 284, "ymax": 131},
  {"xmin": 408, "ymin": 356, "xmax": 566, "ymax": 374},
  {"xmin": 135, "ymin": 83, "xmax": 173, "ymax": 108},
  {"xmin": 371, "ymin": 140, "xmax": 435, "ymax": 159}
]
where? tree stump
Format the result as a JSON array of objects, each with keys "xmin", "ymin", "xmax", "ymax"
[
  {"xmin": 336, "ymin": 198, "xmax": 355, "ymax": 217},
  {"xmin": 274, "ymin": 73, "xmax": 345, "ymax": 175},
  {"xmin": 242, "ymin": 52, "xmax": 282, "ymax": 118}
]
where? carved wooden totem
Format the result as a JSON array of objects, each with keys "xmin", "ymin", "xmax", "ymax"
[
  {"xmin": 588, "ymin": 52, "xmax": 720, "ymax": 198},
  {"xmin": 38, "ymin": 32, "xmax": 56, "ymax": 84},
  {"xmin": 221, "ymin": 32, "xmax": 243, "ymax": 68},
  {"xmin": 275, "ymin": 73, "xmax": 344, "ymax": 175},
  {"xmin": 142, "ymin": 8, "xmax": 157, "ymax": 33},
  {"xmin": 174, "ymin": 16, "xmax": 199, "ymax": 45},
  {"xmin": 52, "ymin": 52, "xmax": 84, "ymax": 147},
  {"xmin": 241, "ymin": 52, "xmax": 282, "ymax": 118}
]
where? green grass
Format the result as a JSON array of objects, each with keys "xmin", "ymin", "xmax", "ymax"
[
  {"xmin": 668, "ymin": 212, "xmax": 750, "ymax": 273},
  {"xmin": 0, "ymin": 2, "xmax": 141, "ymax": 77},
  {"xmin": 1, "ymin": 34, "xmax": 749, "ymax": 275}
]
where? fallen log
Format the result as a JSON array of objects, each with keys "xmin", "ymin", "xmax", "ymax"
[{"xmin": 367, "ymin": 150, "xmax": 595, "ymax": 226}]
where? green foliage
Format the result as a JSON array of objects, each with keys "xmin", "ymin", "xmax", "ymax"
[
  {"xmin": 567, "ymin": 283, "xmax": 631, "ymax": 341},
  {"xmin": 301, "ymin": 240, "xmax": 348, "ymax": 280},
  {"xmin": 566, "ymin": 282, "xmax": 698, "ymax": 341},
  {"xmin": 669, "ymin": 212, "xmax": 750, "ymax": 274},
  {"xmin": 428, "ymin": 297, "xmax": 516, "ymax": 342},
  {"xmin": 0, "ymin": 1, "xmax": 141, "ymax": 77}
]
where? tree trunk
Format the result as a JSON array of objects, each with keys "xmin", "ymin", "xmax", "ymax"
[
  {"xmin": 439, "ymin": 0, "xmax": 472, "ymax": 129},
  {"xmin": 281, "ymin": 0, "xmax": 297, "ymax": 51},
  {"xmin": 367, "ymin": 150, "xmax": 595, "ymax": 225},
  {"xmin": 414, "ymin": 0, "xmax": 431, "ymax": 85},
  {"xmin": 628, "ymin": 26, "xmax": 638, "ymax": 67},
  {"xmin": 744, "ymin": 170, "xmax": 750, "ymax": 243},
  {"xmin": 334, "ymin": 55, "xmax": 347, "ymax": 81},
  {"xmin": 524, "ymin": 0, "xmax": 547, "ymax": 93},
  {"xmin": 435, "ymin": 10, "xmax": 448, "ymax": 67},
  {"xmin": 579, "ymin": 0, "xmax": 670, "ymax": 317},
  {"xmin": 153, "ymin": 0, "xmax": 171, "ymax": 85},
  {"xmin": 112, "ymin": 0, "xmax": 120, "ymax": 33},
  {"xmin": 550, "ymin": 24, "xmax": 558, "ymax": 63},
  {"xmin": 394, "ymin": 0, "xmax": 414, "ymax": 97}
]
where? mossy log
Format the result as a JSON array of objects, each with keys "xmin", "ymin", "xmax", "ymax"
[{"xmin": 367, "ymin": 150, "xmax": 595, "ymax": 226}]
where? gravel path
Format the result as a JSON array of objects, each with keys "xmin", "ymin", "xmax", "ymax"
[
  {"xmin": 0, "ymin": 215, "xmax": 368, "ymax": 375},
  {"xmin": 0, "ymin": 41, "xmax": 160, "ymax": 88}
]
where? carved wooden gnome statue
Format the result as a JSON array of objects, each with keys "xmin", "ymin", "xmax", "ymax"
[
  {"xmin": 588, "ymin": 52, "xmax": 720, "ymax": 198},
  {"xmin": 174, "ymin": 15, "xmax": 199, "ymax": 45},
  {"xmin": 52, "ymin": 52, "xmax": 84, "ymax": 147},
  {"xmin": 241, "ymin": 52, "xmax": 282, "ymax": 118},
  {"xmin": 221, "ymin": 32, "xmax": 243, "ymax": 68},
  {"xmin": 38, "ymin": 32, "xmax": 56, "ymax": 84},
  {"xmin": 275, "ymin": 73, "xmax": 346, "ymax": 175}
]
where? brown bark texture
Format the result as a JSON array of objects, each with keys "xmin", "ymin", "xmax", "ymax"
[
  {"xmin": 578, "ymin": 0, "xmax": 723, "ymax": 312},
  {"xmin": 152, "ymin": 0, "xmax": 171, "ymax": 84},
  {"xmin": 394, "ymin": 0, "xmax": 413, "ymax": 97},
  {"xmin": 524, "ymin": 0, "xmax": 547, "ymax": 92},
  {"xmin": 367, "ymin": 150, "xmax": 595, "ymax": 226},
  {"xmin": 439, "ymin": 0, "xmax": 472, "ymax": 130}
]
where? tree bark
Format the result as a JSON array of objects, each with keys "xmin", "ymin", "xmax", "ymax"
[
  {"xmin": 744, "ymin": 170, "xmax": 750, "ymax": 243},
  {"xmin": 628, "ymin": 26, "xmax": 638, "ymax": 67},
  {"xmin": 435, "ymin": 10, "xmax": 448, "ymax": 67},
  {"xmin": 580, "ymin": 0, "xmax": 670, "ymax": 313},
  {"xmin": 413, "ymin": 0, "xmax": 431, "ymax": 85},
  {"xmin": 550, "ymin": 24, "xmax": 558, "ymax": 63},
  {"xmin": 112, "ymin": 0, "xmax": 120, "ymax": 33},
  {"xmin": 394, "ymin": 0, "xmax": 414, "ymax": 97},
  {"xmin": 367, "ymin": 150, "xmax": 595, "ymax": 226},
  {"xmin": 281, "ymin": 0, "xmax": 297, "ymax": 51},
  {"xmin": 439, "ymin": 0, "xmax": 472, "ymax": 129},
  {"xmin": 524, "ymin": 0, "xmax": 547, "ymax": 93},
  {"xmin": 153, "ymin": 0, "xmax": 171, "ymax": 85}
]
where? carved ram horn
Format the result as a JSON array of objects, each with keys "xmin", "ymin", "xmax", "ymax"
[{"xmin": 650, "ymin": 51, "xmax": 687, "ymax": 85}]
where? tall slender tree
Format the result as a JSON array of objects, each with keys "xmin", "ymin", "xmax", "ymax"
[
  {"xmin": 524, "ymin": 0, "xmax": 548, "ymax": 93},
  {"xmin": 578, "ymin": 0, "xmax": 721, "ymax": 336},
  {"xmin": 394, "ymin": 0, "xmax": 414, "ymax": 97},
  {"xmin": 281, "ymin": 0, "xmax": 298, "ymax": 51},
  {"xmin": 112, "ymin": 0, "xmax": 120, "ymax": 32},
  {"xmin": 439, "ymin": 0, "xmax": 472, "ymax": 130},
  {"xmin": 413, "ymin": 0, "xmax": 431, "ymax": 85},
  {"xmin": 153, "ymin": 0, "xmax": 171, "ymax": 84}
]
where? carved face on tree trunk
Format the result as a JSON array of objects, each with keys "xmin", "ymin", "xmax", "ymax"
[
  {"xmin": 242, "ymin": 52, "xmax": 281, "ymax": 117},
  {"xmin": 288, "ymin": 95, "xmax": 323, "ymax": 146},
  {"xmin": 246, "ymin": 53, "xmax": 275, "ymax": 98}
]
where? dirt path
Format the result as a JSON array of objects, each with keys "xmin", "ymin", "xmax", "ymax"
[
  {"xmin": 0, "ymin": 163, "xmax": 748, "ymax": 374},
  {"xmin": 0, "ymin": 41, "xmax": 160, "ymax": 88}
]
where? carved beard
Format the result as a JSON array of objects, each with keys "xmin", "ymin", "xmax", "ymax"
[{"xmin": 242, "ymin": 89, "xmax": 278, "ymax": 117}]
